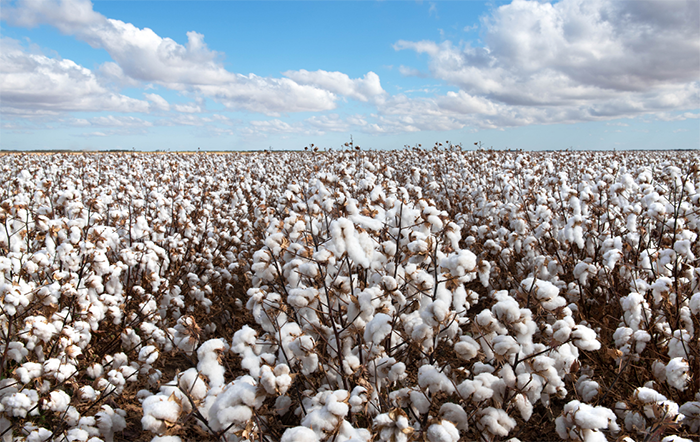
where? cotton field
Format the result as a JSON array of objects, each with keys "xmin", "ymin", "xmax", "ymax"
[{"xmin": 0, "ymin": 148, "xmax": 698, "ymax": 442}]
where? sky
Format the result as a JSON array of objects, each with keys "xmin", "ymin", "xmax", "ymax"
[{"xmin": 0, "ymin": 0, "xmax": 698, "ymax": 151}]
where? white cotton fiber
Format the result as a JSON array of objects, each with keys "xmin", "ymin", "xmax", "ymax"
[
  {"xmin": 571, "ymin": 325, "xmax": 601, "ymax": 351},
  {"xmin": 478, "ymin": 407, "xmax": 516, "ymax": 437},
  {"xmin": 197, "ymin": 339, "xmax": 227, "ymax": 388},
  {"xmin": 665, "ymin": 358, "xmax": 689, "ymax": 391},
  {"xmin": 427, "ymin": 420, "xmax": 460, "ymax": 442},
  {"xmin": 178, "ymin": 368, "xmax": 207, "ymax": 400},
  {"xmin": 281, "ymin": 426, "xmax": 319, "ymax": 442},
  {"xmin": 454, "ymin": 335, "xmax": 480, "ymax": 360},
  {"xmin": 364, "ymin": 313, "xmax": 392, "ymax": 344},
  {"xmin": 440, "ymin": 403, "xmax": 468, "ymax": 430}
]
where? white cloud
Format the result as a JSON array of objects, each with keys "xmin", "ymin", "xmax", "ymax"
[
  {"xmin": 2, "ymin": 0, "xmax": 377, "ymax": 115},
  {"xmin": 145, "ymin": 93, "xmax": 170, "ymax": 111},
  {"xmin": 398, "ymin": 65, "xmax": 428, "ymax": 78},
  {"xmin": 88, "ymin": 115, "xmax": 153, "ymax": 127},
  {"xmin": 306, "ymin": 114, "xmax": 351, "ymax": 132},
  {"xmin": 173, "ymin": 103, "xmax": 202, "ymax": 114},
  {"xmin": 241, "ymin": 119, "xmax": 322, "ymax": 138},
  {"xmin": 283, "ymin": 70, "xmax": 386, "ymax": 103},
  {"xmin": 195, "ymin": 75, "xmax": 337, "ymax": 115},
  {"xmin": 0, "ymin": 37, "xmax": 149, "ymax": 114},
  {"xmin": 393, "ymin": 0, "xmax": 700, "ymax": 127}
]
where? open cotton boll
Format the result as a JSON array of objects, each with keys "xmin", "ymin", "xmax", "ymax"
[
  {"xmin": 576, "ymin": 375, "xmax": 600, "ymax": 402},
  {"xmin": 661, "ymin": 437, "xmax": 693, "ymax": 442},
  {"xmin": 555, "ymin": 400, "xmax": 619, "ymax": 442},
  {"xmin": 571, "ymin": 325, "xmax": 601, "ymax": 351},
  {"xmin": 178, "ymin": 368, "xmax": 208, "ymax": 401},
  {"xmin": 364, "ymin": 313, "xmax": 392, "ymax": 344},
  {"xmin": 79, "ymin": 385, "xmax": 99, "ymax": 402},
  {"xmin": 231, "ymin": 325, "xmax": 264, "ymax": 378},
  {"xmin": 418, "ymin": 365, "xmax": 455, "ymax": 395},
  {"xmin": 374, "ymin": 409, "xmax": 414, "ymax": 442},
  {"xmin": 668, "ymin": 330, "xmax": 691, "ymax": 359},
  {"xmin": 95, "ymin": 405, "xmax": 127, "ymax": 442},
  {"xmin": 151, "ymin": 437, "xmax": 182, "ymax": 442},
  {"xmin": 521, "ymin": 278, "xmax": 566, "ymax": 311},
  {"xmin": 679, "ymin": 401, "xmax": 700, "ymax": 432},
  {"xmin": 329, "ymin": 218, "xmax": 373, "ymax": 268},
  {"xmin": 440, "ymin": 250, "xmax": 477, "ymax": 277},
  {"xmin": 207, "ymin": 376, "xmax": 262, "ymax": 433},
  {"xmin": 454, "ymin": 335, "xmax": 480, "ymax": 361},
  {"xmin": 138, "ymin": 346, "xmax": 159, "ymax": 365},
  {"xmin": 281, "ymin": 426, "xmax": 319, "ymax": 442},
  {"xmin": 141, "ymin": 394, "xmax": 181, "ymax": 434},
  {"xmin": 427, "ymin": 420, "xmax": 460, "ymax": 442},
  {"xmin": 44, "ymin": 390, "xmax": 71, "ymax": 413},
  {"xmin": 458, "ymin": 373, "xmax": 498, "ymax": 403},
  {"xmin": 665, "ymin": 358, "xmax": 690, "ymax": 391},
  {"xmin": 477, "ymin": 407, "xmax": 516, "ymax": 438},
  {"xmin": 689, "ymin": 293, "xmax": 700, "ymax": 315},
  {"xmin": 197, "ymin": 339, "xmax": 227, "ymax": 388},
  {"xmin": 440, "ymin": 403, "xmax": 468, "ymax": 430},
  {"xmin": 15, "ymin": 362, "xmax": 42, "ymax": 384}
]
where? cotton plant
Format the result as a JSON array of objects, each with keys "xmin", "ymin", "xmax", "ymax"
[{"xmin": 1, "ymin": 149, "xmax": 698, "ymax": 440}]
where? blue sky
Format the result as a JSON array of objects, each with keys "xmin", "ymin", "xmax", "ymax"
[{"xmin": 1, "ymin": 0, "xmax": 698, "ymax": 151}]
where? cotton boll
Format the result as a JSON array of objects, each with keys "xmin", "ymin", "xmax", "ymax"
[
  {"xmin": 207, "ymin": 376, "xmax": 262, "ymax": 432},
  {"xmin": 138, "ymin": 346, "xmax": 159, "ymax": 365},
  {"xmin": 521, "ymin": 278, "xmax": 567, "ymax": 311},
  {"xmin": 197, "ymin": 339, "xmax": 227, "ymax": 388},
  {"xmin": 512, "ymin": 393, "xmax": 533, "ymax": 421},
  {"xmin": 217, "ymin": 405, "xmax": 253, "ymax": 428},
  {"xmin": 418, "ymin": 365, "xmax": 455, "ymax": 395},
  {"xmin": 661, "ymin": 437, "xmax": 693, "ymax": 442},
  {"xmin": 15, "ymin": 362, "xmax": 42, "ymax": 384},
  {"xmin": 409, "ymin": 389, "xmax": 431, "ymax": 415},
  {"xmin": 95, "ymin": 405, "xmax": 127, "ymax": 442},
  {"xmin": 689, "ymin": 293, "xmax": 700, "ymax": 315},
  {"xmin": 44, "ymin": 390, "xmax": 71, "ymax": 413},
  {"xmin": 576, "ymin": 375, "xmax": 600, "ymax": 402},
  {"xmin": 492, "ymin": 335, "xmax": 519, "ymax": 359},
  {"xmin": 373, "ymin": 409, "xmax": 414, "ymax": 442},
  {"xmin": 141, "ymin": 394, "xmax": 181, "ymax": 434},
  {"xmin": 427, "ymin": 420, "xmax": 460, "ymax": 442},
  {"xmin": 364, "ymin": 313, "xmax": 392, "ymax": 345},
  {"xmin": 624, "ymin": 411, "xmax": 646, "ymax": 433},
  {"xmin": 281, "ymin": 426, "xmax": 320, "ymax": 442},
  {"xmin": 231, "ymin": 325, "xmax": 264, "ymax": 378},
  {"xmin": 491, "ymin": 291, "xmax": 520, "ymax": 323},
  {"xmin": 151, "ymin": 437, "xmax": 183, "ymax": 442},
  {"xmin": 668, "ymin": 330, "xmax": 691, "ymax": 359},
  {"xmin": 260, "ymin": 365, "xmax": 278, "ymax": 395},
  {"xmin": 439, "ymin": 403, "xmax": 468, "ymax": 430},
  {"xmin": 178, "ymin": 368, "xmax": 207, "ymax": 401},
  {"xmin": 571, "ymin": 325, "xmax": 601, "ymax": 351},
  {"xmin": 665, "ymin": 358, "xmax": 690, "ymax": 391},
  {"xmin": 555, "ymin": 401, "xmax": 619, "ymax": 441},
  {"xmin": 477, "ymin": 407, "xmax": 516, "ymax": 437},
  {"xmin": 79, "ymin": 386, "xmax": 99, "ymax": 402},
  {"xmin": 679, "ymin": 401, "xmax": 700, "ymax": 432},
  {"xmin": 276, "ymin": 395, "xmax": 293, "ymax": 416}
]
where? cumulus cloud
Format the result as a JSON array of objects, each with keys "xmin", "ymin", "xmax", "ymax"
[
  {"xmin": 145, "ymin": 93, "xmax": 170, "ymax": 111},
  {"xmin": 283, "ymin": 70, "xmax": 386, "ymax": 103},
  {"xmin": 305, "ymin": 114, "xmax": 351, "ymax": 132},
  {"xmin": 393, "ymin": 0, "xmax": 700, "ymax": 127},
  {"xmin": 173, "ymin": 103, "xmax": 202, "ymax": 114},
  {"xmin": 2, "ymin": 0, "xmax": 380, "ymax": 115},
  {"xmin": 241, "ymin": 119, "xmax": 323, "ymax": 138},
  {"xmin": 0, "ymin": 37, "xmax": 149, "ymax": 114},
  {"xmin": 88, "ymin": 115, "xmax": 153, "ymax": 127}
]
